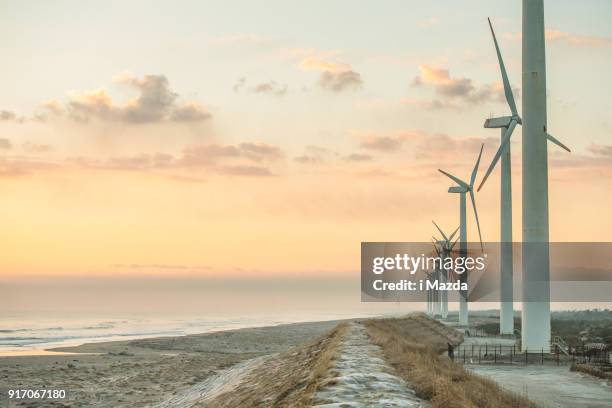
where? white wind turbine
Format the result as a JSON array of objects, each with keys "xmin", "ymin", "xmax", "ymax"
[
  {"xmin": 430, "ymin": 241, "xmax": 442, "ymax": 318},
  {"xmin": 478, "ymin": 7, "xmax": 570, "ymax": 348},
  {"xmin": 425, "ymin": 269, "xmax": 435, "ymax": 316},
  {"xmin": 432, "ymin": 221, "xmax": 459, "ymax": 319},
  {"xmin": 439, "ymin": 144, "xmax": 484, "ymax": 326}
]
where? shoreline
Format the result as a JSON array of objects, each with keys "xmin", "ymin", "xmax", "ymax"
[
  {"xmin": 0, "ymin": 314, "xmax": 378, "ymax": 357},
  {"xmin": 47, "ymin": 318, "xmax": 352, "ymax": 354},
  {"xmin": 0, "ymin": 319, "xmax": 349, "ymax": 407}
]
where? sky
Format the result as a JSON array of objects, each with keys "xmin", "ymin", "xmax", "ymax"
[{"xmin": 1, "ymin": 0, "xmax": 611, "ymax": 283}]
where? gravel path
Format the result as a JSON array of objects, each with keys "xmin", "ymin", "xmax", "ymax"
[{"xmin": 313, "ymin": 323, "xmax": 424, "ymax": 407}]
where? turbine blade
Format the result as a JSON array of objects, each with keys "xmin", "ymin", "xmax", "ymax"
[
  {"xmin": 432, "ymin": 220, "xmax": 448, "ymax": 242},
  {"xmin": 546, "ymin": 133, "xmax": 571, "ymax": 152},
  {"xmin": 488, "ymin": 17, "xmax": 518, "ymax": 117},
  {"xmin": 470, "ymin": 144, "xmax": 484, "ymax": 187},
  {"xmin": 477, "ymin": 119, "xmax": 517, "ymax": 192},
  {"xmin": 448, "ymin": 226, "xmax": 460, "ymax": 242},
  {"xmin": 451, "ymin": 237, "xmax": 459, "ymax": 250},
  {"xmin": 438, "ymin": 169, "xmax": 469, "ymax": 189},
  {"xmin": 469, "ymin": 190, "xmax": 484, "ymax": 251}
]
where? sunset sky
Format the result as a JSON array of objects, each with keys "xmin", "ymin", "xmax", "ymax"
[{"xmin": 1, "ymin": 0, "xmax": 611, "ymax": 279}]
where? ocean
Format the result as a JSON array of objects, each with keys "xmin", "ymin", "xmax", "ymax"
[{"xmin": 0, "ymin": 311, "xmax": 389, "ymax": 356}]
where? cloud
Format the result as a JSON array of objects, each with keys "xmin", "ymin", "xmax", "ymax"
[
  {"xmin": 180, "ymin": 142, "xmax": 282, "ymax": 166},
  {"xmin": 65, "ymin": 141, "xmax": 283, "ymax": 178},
  {"xmin": 505, "ymin": 29, "xmax": 612, "ymax": 48},
  {"xmin": 0, "ymin": 110, "xmax": 25, "ymax": 123},
  {"xmin": 233, "ymin": 77, "xmax": 246, "ymax": 92},
  {"xmin": 0, "ymin": 156, "xmax": 59, "ymax": 178},
  {"xmin": 355, "ymin": 130, "xmax": 498, "ymax": 163},
  {"xmin": 294, "ymin": 145, "xmax": 337, "ymax": 164},
  {"xmin": 0, "ymin": 138, "xmax": 12, "ymax": 150},
  {"xmin": 587, "ymin": 144, "xmax": 612, "ymax": 160},
  {"xmin": 299, "ymin": 57, "xmax": 349, "ymax": 73},
  {"xmin": 1, "ymin": 110, "xmax": 17, "ymax": 121},
  {"xmin": 180, "ymin": 144, "xmax": 240, "ymax": 167},
  {"xmin": 170, "ymin": 102, "xmax": 212, "ymax": 122},
  {"xmin": 233, "ymin": 78, "xmax": 288, "ymax": 96},
  {"xmin": 294, "ymin": 155, "xmax": 322, "ymax": 164},
  {"xmin": 219, "ymin": 165, "xmax": 273, "ymax": 177},
  {"xmin": 411, "ymin": 65, "xmax": 513, "ymax": 109},
  {"xmin": 50, "ymin": 74, "xmax": 211, "ymax": 124},
  {"xmin": 546, "ymin": 29, "xmax": 612, "ymax": 47},
  {"xmin": 22, "ymin": 142, "xmax": 53, "ymax": 153},
  {"xmin": 112, "ymin": 263, "xmax": 212, "ymax": 270},
  {"xmin": 251, "ymin": 81, "xmax": 288, "ymax": 96},
  {"xmin": 359, "ymin": 134, "xmax": 408, "ymax": 152},
  {"xmin": 412, "ymin": 133, "xmax": 498, "ymax": 160},
  {"xmin": 319, "ymin": 70, "xmax": 363, "ymax": 92},
  {"xmin": 344, "ymin": 153, "xmax": 373, "ymax": 162},
  {"xmin": 237, "ymin": 142, "xmax": 284, "ymax": 161},
  {"xmin": 298, "ymin": 53, "xmax": 363, "ymax": 92}
]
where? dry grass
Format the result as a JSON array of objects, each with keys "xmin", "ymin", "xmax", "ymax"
[
  {"xmin": 201, "ymin": 322, "xmax": 348, "ymax": 407},
  {"xmin": 570, "ymin": 363, "xmax": 612, "ymax": 382},
  {"xmin": 363, "ymin": 313, "xmax": 537, "ymax": 408}
]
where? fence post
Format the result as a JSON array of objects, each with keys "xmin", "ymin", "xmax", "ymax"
[
  {"xmin": 494, "ymin": 346, "xmax": 497, "ymax": 363},
  {"xmin": 479, "ymin": 347, "xmax": 481, "ymax": 364},
  {"xmin": 510, "ymin": 346, "xmax": 513, "ymax": 364},
  {"xmin": 556, "ymin": 349, "xmax": 559, "ymax": 366},
  {"xmin": 463, "ymin": 347, "xmax": 466, "ymax": 363},
  {"xmin": 525, "ymin": 349, "xmax": 528, "ymax": 364}
]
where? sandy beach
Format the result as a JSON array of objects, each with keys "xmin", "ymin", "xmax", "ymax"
[
  {"xmin": 3, "ymin": 314, "xmax": 608, "ymax": 407},
  {"xmin": 0, "ymin": 319, "xmax": 344, "ymax": 407}
]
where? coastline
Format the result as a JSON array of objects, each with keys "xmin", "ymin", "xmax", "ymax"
[{"xmin": 0, "ymin": 319, "xmax": 348, "ymax": 407}]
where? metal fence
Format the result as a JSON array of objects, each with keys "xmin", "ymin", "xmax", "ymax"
[{"xmin": 453, "ymin": 344, "xmax": 610, "ymax": 366}]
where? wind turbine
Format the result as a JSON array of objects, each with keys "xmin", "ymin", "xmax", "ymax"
[
  {"xmin": 432, "ymin": 221, "xmax": 459, "ymax": 319},
  {"xmin": 425, "ymin": 269, "xmax": 434, "ymax": 316},
  {"xmin": 430, "ymin": 240, "xmax": 443, "ymax": 318},
  {"xmin": 479, "ymin": 17, "xmax": 520, "ymax": 335},
  {"xmin": 439, "ymin": 144, "xmax": 484, "ymax": 326},
  {"xmin": 480, "ymin": 3, "xmax": 570, "ymax": 351},
  {"xmin": 430, "ymin": 271, "xmax": 441, "ymax": 317}
]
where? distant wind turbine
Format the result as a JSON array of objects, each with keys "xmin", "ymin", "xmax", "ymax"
[
  {"xmin": 432, "ymin": 221, "xmax": 459, "ymax": 319},
  {"xmin": 438, "ymin": 144, "xmax": 484, "ymax": 326}
]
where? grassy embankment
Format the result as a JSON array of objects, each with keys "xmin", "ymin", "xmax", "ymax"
[
  {"xmin": 364, "ymin": 314, "xmax": 537, "ymax": 408},
  {"xmin": 202, "ymin": 322, "xmax": 349, "ymax": 407}
]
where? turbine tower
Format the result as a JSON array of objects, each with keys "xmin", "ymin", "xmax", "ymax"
[
  {"xmin": 438, "ymin": 144, "xmax": 484, "ymax": 326},
  {"xmin": 432, "ymin": 221, "xmax": 459, "ymax": 320},
  {"xmin": 480, "ymin": 2, "xmax": 570, "ymax": 351},
  {"xmin": 481, "ymin": 18, "xmax": 520, "ymax": 335},
  {"xmin": 425, "ymin": 269, "xmax": 435, "ymax": 316}
]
